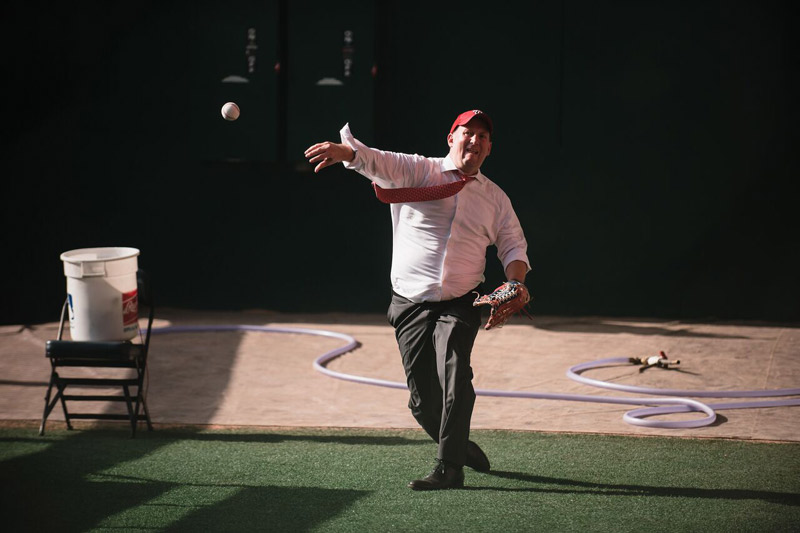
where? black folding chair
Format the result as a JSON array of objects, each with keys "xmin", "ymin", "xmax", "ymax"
[{"xmin": 40, "ymin": 270, "xmax": 154, "ymax": 437}]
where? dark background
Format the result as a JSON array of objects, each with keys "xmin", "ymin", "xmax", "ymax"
[{"xmin": 2, "ymin": 0, "xmax": 796, "ymax": 325}]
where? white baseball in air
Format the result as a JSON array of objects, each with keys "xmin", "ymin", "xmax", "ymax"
[{"xmin": 221, "ymin": 102, "xmax": 240, "ymax": 121}]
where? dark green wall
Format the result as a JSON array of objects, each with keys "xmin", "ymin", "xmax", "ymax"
[{"xmin": 3, "ymin": 1, "xmax": 796, "ymax": 325}]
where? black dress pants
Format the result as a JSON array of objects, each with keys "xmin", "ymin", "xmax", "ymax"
[{"xmin": 387, "ymin": 288, "xmax": 483, "ymax": 467}]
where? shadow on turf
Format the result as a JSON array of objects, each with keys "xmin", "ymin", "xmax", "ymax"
[
  {"xmin": 468, "ymin": 469, "xmax": 799, "ymax": 505},
  {"xmin": 0, "ymin": 428, "xmax": 382, "ymax": 531}
]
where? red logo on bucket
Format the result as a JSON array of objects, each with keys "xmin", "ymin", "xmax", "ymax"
[{"xmin": 122, "ymin": 289, "xmax": 138, "ymax": 326}]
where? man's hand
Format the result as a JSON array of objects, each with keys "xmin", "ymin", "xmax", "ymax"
[{"xmin": 304, "ymin": 142, "xmax": 355, "ymax": 173}]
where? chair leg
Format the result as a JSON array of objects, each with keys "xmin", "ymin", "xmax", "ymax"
[
  {"xmin": 41, "ymin": 378, "xmax": 72, "ymax": 435},
  {"xmin": 39, "ymin": 377, "xmax": 56, "ymax": 436},
  {"xmin": 133, "ymin": 387, "xmax": 153, "ymax": 433},
  {"xmin": 136, "ymin": 370, "xmax": 153, "ymax": 432},
  {"xmin": 56, "ymin": 382, "xmax": 73, "ymax": 430},
  {"xmin": 132, "ymin": 398, "xmax": 140, "ymax": 438},
  {"xmin": 141, "ymin": 396, "xmax": 154, "ymax": 431},
  {"xmin": 122, "ymin": 385, "xmax": 137, "ymax": 437}
]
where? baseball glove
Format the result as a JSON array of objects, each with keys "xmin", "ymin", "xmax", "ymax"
[{"xmin": 473, "ymin": 280, "xmax": 532, "ymax": 330}]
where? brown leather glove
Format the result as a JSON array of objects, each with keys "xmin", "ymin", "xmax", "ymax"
[{"xmin": 473, "ymin": 281, "xmax": 532, "ymax": 330}]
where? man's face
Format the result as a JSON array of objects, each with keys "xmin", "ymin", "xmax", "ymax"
[{"xmin": 447, "ymin": 119, "xmax": 492, "ymax": 175}]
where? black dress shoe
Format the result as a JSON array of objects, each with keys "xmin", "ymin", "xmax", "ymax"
[
  {"xmin": 465, "ymin": 440, "xmax": 491, "ymax": 472},
  {"xmin": 408, "ymin": 460, "xmax": 464, "ymax": 491}
]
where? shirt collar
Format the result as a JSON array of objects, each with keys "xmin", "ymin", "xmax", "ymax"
[{"xmin": 442, "ymin": 155, "xmax": 486, "ymax": 183}]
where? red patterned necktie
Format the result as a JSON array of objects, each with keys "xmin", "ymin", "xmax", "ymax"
[{"xmin": 372, "ymin": 173, "xmax": 475, "ymax": 204}]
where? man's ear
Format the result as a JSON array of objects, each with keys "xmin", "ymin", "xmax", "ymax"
[{"xmin": 447, "ymin": 132, "xmax": 454, "ymax": 147}]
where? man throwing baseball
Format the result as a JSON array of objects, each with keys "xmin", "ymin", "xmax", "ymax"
[{"xmin": 304, "ymin": 110, "xmax": 531, "ymax": 490}]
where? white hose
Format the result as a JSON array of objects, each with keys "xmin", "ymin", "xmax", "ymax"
[{"xmin": 150, "ymin": 325, "xmax": 800, "ymax": 430}]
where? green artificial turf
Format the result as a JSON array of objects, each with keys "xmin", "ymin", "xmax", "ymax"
[{"xmin": 1, "ymin": 426, "xmax": 798, "ymax": 532}]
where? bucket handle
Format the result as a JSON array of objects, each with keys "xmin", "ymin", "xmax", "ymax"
[{"xmin": 80, "ymin": 262, "xmax": 107, "ymax": 277}]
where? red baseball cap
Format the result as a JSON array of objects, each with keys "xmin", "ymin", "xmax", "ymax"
[{"xmin": 450, "ymin": 109, "xmax": 493, "ymax": 134}]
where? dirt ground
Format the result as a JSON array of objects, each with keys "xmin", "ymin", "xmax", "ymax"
[{"xmin": 2, "ymin": 309, "xmax": 798, "ymax": 441}]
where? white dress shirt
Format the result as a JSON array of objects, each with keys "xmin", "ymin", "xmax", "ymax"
[{"xmin": 340, "ymin": 123, "xmax": 530, "ymax": 302}]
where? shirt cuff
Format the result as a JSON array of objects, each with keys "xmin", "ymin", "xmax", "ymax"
[
  {"xmin": 339, "ymin": 123, "xmax": 364, "ymax": 170},
  {"xmin": 502, "ymin": 255, "xmax": 532, "ymax": 274}
]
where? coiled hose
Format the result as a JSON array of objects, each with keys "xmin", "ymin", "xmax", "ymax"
[{"xmin": 151, "ymin": 325, "xmax": 800, "ymax": 429}]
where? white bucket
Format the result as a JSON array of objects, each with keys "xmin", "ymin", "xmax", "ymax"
[{"xmin": 60, "ymin": 247, "xmax": 140, "ymax": 341}]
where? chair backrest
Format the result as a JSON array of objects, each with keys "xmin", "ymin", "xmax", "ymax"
[
  {"xmin": 57, "ymin": 298, "xmax": 69, "ymax": 341},
  {"xmin": 136, "ymin": 269, "xmax": 155, "ymax": 359}
]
